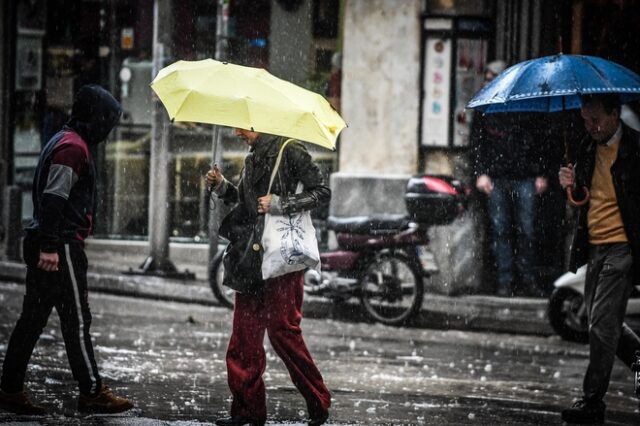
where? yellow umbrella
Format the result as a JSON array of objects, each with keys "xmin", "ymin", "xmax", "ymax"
[{"xmin": 150, "ymin": 59, "xmax": 346, "ymax": 150}]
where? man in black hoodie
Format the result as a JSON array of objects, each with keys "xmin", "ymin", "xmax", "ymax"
[{"xmin": 0, "ymin": 85, "xmax": 134, "ymax": 415}]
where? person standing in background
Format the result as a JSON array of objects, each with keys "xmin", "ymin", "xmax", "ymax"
[{"xmin": 470, "ymin": 60, "xmax": 551, "ymax": 297}]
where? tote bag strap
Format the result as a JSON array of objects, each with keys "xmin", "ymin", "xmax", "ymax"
[{"xmin": 266, "ymin": 138, "xmax": 296, "ymax": 195}]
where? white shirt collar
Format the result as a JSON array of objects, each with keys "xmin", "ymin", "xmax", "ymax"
[{"xmin": 603, "ymin": 123, "xmax": 623, "ymax": 146}]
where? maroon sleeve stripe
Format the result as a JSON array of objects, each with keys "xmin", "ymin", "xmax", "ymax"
[{"xmin": 50, "ymin": 132, "xmax": 89, "ymax": 174}]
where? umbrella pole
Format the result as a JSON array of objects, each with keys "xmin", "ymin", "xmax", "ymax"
[
  {"xmin": 208, "ymin": 125, "xmax": 226, "ymax": 285},
  {"xmin": 564, "ymin": 124, "xmax": 590, "ymax": 207}
]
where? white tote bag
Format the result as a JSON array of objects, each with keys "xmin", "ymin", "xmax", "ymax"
[{"xmin": 261, "ymin": 140, "xmax": 321, "ymax": 280}]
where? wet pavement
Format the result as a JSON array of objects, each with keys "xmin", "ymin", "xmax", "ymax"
[{"xmin": 0, "ymin": 281, "xmax": 639, "ymax": 425}]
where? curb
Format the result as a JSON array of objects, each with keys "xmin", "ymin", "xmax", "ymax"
[{"xmin": 0, "ymin": 260, "xmax": 554, "ymax": 336}]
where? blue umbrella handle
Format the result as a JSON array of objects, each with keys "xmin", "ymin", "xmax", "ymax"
[{"xmin": 566, "ymin": 186, "xmax": 590, "ymax": 207}]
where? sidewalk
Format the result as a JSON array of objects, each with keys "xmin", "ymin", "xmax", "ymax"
[{"xmin": 0, "ymin": 239, "xmax": 554, "ymax": 337}]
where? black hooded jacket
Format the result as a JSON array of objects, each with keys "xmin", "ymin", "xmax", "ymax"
[{"xmin": 26, "ymin": 85, "xmax": 121, "ymax": 252}]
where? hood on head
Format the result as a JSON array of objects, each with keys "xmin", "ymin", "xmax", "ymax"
[
  {"xmin": 66, "ymin": 85, "xmax": 122, "ymax": 145},
  {"xmin": 485, "ymin": 60, "xmax": 507, "ymax": 76}
]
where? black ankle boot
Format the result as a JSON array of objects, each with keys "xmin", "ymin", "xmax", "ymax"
[
  {"xmin": 561, "ymin": 398, "xmax": 605, "ymax": 424},
  {"xmin": 215, "ymin": 416, "xmax": 265, "ymax": 426},
  {"xmin": 309, "ymin": 411, "xmax": 329, "ymax": 426}
]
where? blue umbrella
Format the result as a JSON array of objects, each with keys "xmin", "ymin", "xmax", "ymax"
[
  {"xmin": 467, "ymin": 54, "xmax": 640, "ymax": 113},
  {"xmin": 466, "ymin": 54, "xmax": 640, "ymax": 206}
]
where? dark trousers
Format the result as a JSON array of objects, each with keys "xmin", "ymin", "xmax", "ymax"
[
  {"xmin": 0, "ymin": 235, "xmax": 101, "ymax": 396},
  {"xmin": 583, "ymin": 243, "xmax": 640, "ymax": 402},
  {"xmin": 226, "ymin": 270, "xmax": 331, "ymax": 421}
]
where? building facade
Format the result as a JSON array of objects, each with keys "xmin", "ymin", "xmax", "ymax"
[
  {"xmin": 2, "ymin": 0, "xmax": 640, "ymax": 289},
  {"xmin": 0, "ymin": 0, "xmax": 340, "ymax": 251},
  {"xmin": 337, "ymin": 0, "xmax": 640, "ymax": 293}
]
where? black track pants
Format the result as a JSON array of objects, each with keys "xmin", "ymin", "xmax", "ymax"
[{"xmin": 0, "ymin": 235, "xmax": 101, "ymax": 396}]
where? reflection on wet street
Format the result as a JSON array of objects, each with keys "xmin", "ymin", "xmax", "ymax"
[{"xmin": 0, "ymin": 281, "xmax": 638, "ymax": 425}]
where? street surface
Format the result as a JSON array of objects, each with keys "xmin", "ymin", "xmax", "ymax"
[{"xmin": 0, "ymin": 281, "xmax": 639, "ymax": 425}]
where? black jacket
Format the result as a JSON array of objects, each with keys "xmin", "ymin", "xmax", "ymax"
[
  {"xmin": 218, "ymin": 134, "xmax": 330, "ymax": 291},
  {"xmin": 220, "ymin": 134, "xmax": 330, "ymax": 219},
  {"xmin": 26, "ymin": 85, "xmax": 121, "ymax": 252},
  {"xmin": 567, "ymin": 123, "xmax": 640, "ymax": 284},
  {"xmin": 471, "ymin": 112, "xmax": 551, "ymax": 179}
]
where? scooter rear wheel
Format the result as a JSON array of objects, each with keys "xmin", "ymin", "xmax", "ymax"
[
  {"xmin": 548, "ymin": 287, "xmax": 588, "ymax": 343},
  {"xmin": 359, "ymin": 252, "xmax": 424, "ymax": 326}
]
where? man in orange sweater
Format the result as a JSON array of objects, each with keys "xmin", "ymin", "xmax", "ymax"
[{"xmin": 559, "ymin": 94, "xmax": 640, "ymax": 424}]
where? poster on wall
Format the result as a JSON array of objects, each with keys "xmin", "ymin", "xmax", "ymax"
[
  {"xmin": 453, "ymin": 38, "xmax": 487, "ymax": 147},
  {"xmin": 422, "ymin": 37, "xmax": 452, "ymax": 147}
]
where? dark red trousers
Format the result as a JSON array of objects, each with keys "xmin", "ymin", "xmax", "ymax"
[{"xmin": 226, "ymin": 270, "xmax": 331, "ymax": 421}]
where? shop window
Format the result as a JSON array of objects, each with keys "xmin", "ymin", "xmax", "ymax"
[
  {"xmin": 426, "ymin": 0, "xmax": 491, "ymax": 17},
  {"xmin": 94, "ymin": 125, "xmax": 151, "ymax": 238},
  {"xmin": 227, "ymin": 0, "xmax": 271, "ymax": 68}
]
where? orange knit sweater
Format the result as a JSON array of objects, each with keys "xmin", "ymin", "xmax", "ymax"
[{"xmin": 588, "ymin": 142, "xmax": 628, "ymax": 244}]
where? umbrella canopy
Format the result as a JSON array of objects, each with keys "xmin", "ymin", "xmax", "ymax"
[
  {"xmin": 150, "ymin": 59, "xmax": 346, "ymax": 150},
  {"xmin": 467, "ymin": 54, "xmax": 640, "ymax": 113}
]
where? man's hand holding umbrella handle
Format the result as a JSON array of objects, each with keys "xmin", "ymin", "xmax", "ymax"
[{"xmin": 559, "ymin": 164, "xmax": 590, "ymax": 207}]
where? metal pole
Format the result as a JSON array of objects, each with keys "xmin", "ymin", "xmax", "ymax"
[
  {"xmin": 2, "ymin": 186, "xmax": 21, "ymax": 261},
  {"xmin": 148, "ymin": 0, "xmax": 171, "ymax": 270},
  {"xmin": 129, "ymin": 0, "xmax": 193, "ymax": 278},
  {"xmin": 0, "ymin": 0, "xmax": 7, "ymax": 256}
]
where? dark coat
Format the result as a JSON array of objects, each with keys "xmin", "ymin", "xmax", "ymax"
[
  {"xmin": 567, "ymin": 123, "xmax": 640, "ymax": 284},
  {"xmin": 219, "ymin": 134, "xmax": 331, "ymax": 292},
  {"xmin": 471, "ymin": 112, "xmax": 552, "ymax": 179}
]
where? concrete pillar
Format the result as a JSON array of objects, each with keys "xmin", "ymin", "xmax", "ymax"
[
  {"xmin": 269, "ymin": 0, "xmax": 313, "ymax": 85},
  {"xmin": 333, "ymin": 0, "xmax": 484, "ymax": 295},
  {"xmin": 340, "ymin": 0, "xmax": 421, "ymax": 176}
]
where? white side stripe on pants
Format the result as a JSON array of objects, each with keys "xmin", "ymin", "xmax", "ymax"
[{"xmin": 65, "ymin": 244, "xmax": 97, "ymax": 394}]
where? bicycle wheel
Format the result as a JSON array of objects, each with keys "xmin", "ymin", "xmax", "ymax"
[
  {"xmin": 359, "ymin": 252, "xmax": 424, "ymax": 326},
  {"xmin": 209, "ymin": 253, "xmax": 234, "ymax": 309}
]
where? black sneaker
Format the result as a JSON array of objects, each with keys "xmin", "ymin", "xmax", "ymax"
[
  {"xmin": 561, "ymin": 398, "xmax": 605, "ymax": 424},
  {"xmin": 0, "ymin": 389, "xmax": 46, "ymax": 415},
  {"xmin": 309, "ymin": 411, "xmax": 329, "ymax": 426},
  {"xmin": 215, "ymin": 416, "xmax": 265, "ymax": 426}
]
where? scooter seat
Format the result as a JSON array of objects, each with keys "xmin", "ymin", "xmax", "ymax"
[{"xmin": 327, "ymin": 214, "xmax": 411, "ymax": 234}]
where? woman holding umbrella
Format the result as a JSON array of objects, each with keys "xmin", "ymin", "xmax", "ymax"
[
  {"xmin": 207, "ymin": 128, "xmax": 331, "ymax": 426},
  {"xmin": 150, "ymin": 58, "xmax": 345, "ymax": 426}
]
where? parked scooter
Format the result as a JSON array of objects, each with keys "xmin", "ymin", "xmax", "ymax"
[
  {"xmin": 209, "ymin": 175, "xmax": 468, "ymax": 326},
  {"xmin": 548, "ymin": 265, "xmax": 640, "ymax": 343}
]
